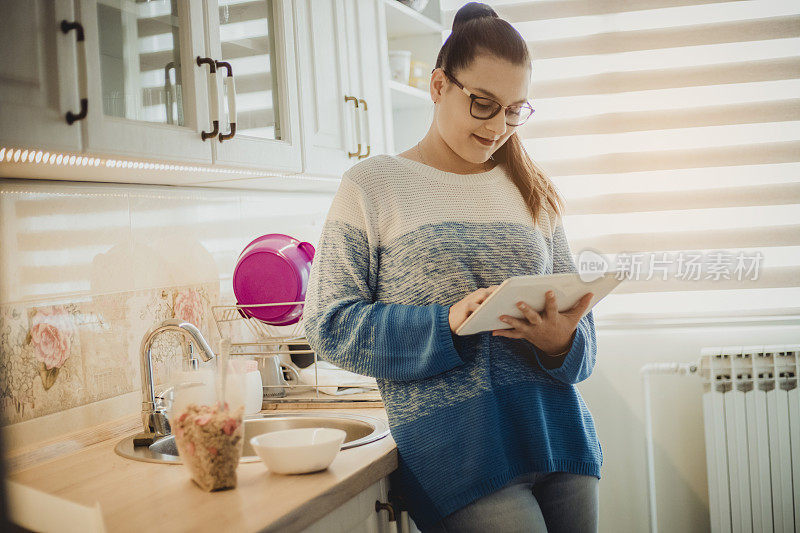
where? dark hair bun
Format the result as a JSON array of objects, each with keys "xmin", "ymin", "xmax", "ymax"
[{"xmin": 452, "ymin": 2, "xmax": 498, "ymax": 32}]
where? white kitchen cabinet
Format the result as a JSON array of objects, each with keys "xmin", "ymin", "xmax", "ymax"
[
  {"xmin": 203, "ymin": 0, "xmax": 303, "ymax": 172},
  {"xmin": 292, "ymin": 0, "xmax": 355, "ymax": 178},
  {"xmin": 77, "ymin": 0, "xmax": 213, "ymax": 163},
  {"xmin": 1, "ymin": 0, "xmax": 303, "ymax": 174},
  {"xmin": 0, "ymin": 0, "xmax": 83, "ymax": 153},
  {"xmin": 301, "ymin": 476, "xmax": 394, "ymax": 533},
  {"xmin": 0, "ymin": 0, "xmax": 393, "ymax": 186},
  {"xmin": 345, "ymin": 0, "xmax": 391, "ymax": 161},
  {"xmin": 293, "ymin": 0, "xmax": 390, "ymax": 178},
  {"xmin": 77, "ymin": 0, "xmax": 302, "ymax": 169},
  {"xmin": 300, "ymin": 473, "xmax": 425, "ymax": 533}
]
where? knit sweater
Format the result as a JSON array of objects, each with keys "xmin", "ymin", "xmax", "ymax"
[{"xmin": 302, "ymin": 154, "xmax": 602, "ymax": 530}]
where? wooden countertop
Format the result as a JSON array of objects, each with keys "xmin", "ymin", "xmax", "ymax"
[{"xmin": 6, "ymin": 406, "xmax": 397, "ymax": 533}]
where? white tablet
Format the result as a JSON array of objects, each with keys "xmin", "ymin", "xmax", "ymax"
[{"xmin": 454, "ymin": 272, "xmax": 623, "ymax": 336}]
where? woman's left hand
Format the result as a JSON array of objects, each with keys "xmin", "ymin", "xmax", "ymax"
[{"xmin": 492, "ymin": 291, "xmax": 593, "ymax": 356}]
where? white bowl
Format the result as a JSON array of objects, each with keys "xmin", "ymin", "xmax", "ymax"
[{"xmin": 250, "ymin": 427, "xmax": 346, "ymax": 474}]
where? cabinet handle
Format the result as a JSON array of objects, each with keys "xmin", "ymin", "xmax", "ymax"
[
  {"xmin": 60, "ymin": 20, "xmax": 88, "ymax": 125},
  {"xmin": 344, "ymin": 95, "xmax": 361, "ymax": 158},
  {"xmin": 164, "ymin": 61, "xmax": 176, "ymax": 125},
  {"xmin": 60, "ymin": 20, "xmax": 84, "ymax": 41},
  {"xmin": 196, "ymin": 56, "xmax": 219, "ymax": 141},
  {"xmin": 215, "ymin": 61, "xmax": 237, "ymax": 142},
  {"xmin": 357, "ymin": 97, "xmax": 370, "ymax": 159},
  {"xmin": 375, "ymin": 500, "xmax": 398, "ymax": 532}
]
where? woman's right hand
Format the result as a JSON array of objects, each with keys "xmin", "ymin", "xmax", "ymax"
[{"xmin": 448, "ymin": 285, "xmax": 500, "ymax": 333}]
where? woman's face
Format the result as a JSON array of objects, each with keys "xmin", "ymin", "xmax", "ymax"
[{"xmin": 433, "ymin": 54, "xmax": 531, "ymax": 164}]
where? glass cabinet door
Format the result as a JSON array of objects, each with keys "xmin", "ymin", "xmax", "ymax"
[
  {"xmin": 216, "ymin": 0, "xmax": 282, "ymax": 139},
  {"xmin": 95, "ymin": 0, "xmax": 185, "ymax": 126},
  {"xmin": 79, "ymin": 0, "xmax": 213, "ymax": 163},
  {"xmin": 204, "ymin": 0, "xmax": 302, "ymax": 172}
]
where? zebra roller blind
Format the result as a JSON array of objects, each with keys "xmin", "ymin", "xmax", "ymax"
[{"xmin": 442, "ymin": 0, "xmax": 800, "ymax": 323}]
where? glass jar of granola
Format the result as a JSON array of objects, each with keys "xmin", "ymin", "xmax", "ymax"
[{"xmin": 169, "ymin": 364, "xmax": 246, "ymax": 491}]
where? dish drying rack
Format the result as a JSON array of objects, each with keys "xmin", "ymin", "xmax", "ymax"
[{"xmin": 211, "ymin": 301, "xmax": 382, "ymax": 405}]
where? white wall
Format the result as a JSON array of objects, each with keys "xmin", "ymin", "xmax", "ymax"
[{"xmin": 586, "ymin": 320, "xmax": 800, "ymax": 533}]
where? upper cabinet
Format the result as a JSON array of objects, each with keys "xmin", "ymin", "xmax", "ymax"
[
  {"xmin": 0, "ymin": 0, "xmax": 398, "ymax": 186},
  {"xmin": 0, "ymin": 0, "xmax": 83, "ymax": 152},
  {"xmin": 77, "ymin": 0, "xmax": 303, "ymax": 170},
  {"xmin": 203, "ymin": 0, "xmax": 303, "ymax": 171},
  {"xmin": 346, "ymin": 0, "xmax": 390, "ymax": 161},
  {"xmin": 292, "ymin": 0, "xmax": 351, "ymax": 178},
  {"xmin": 77, "ymin": 0, "xmax": 213, "ymax": 163},
  {"xmin": 293, "ymin": 0, "xmax": 389, "ymax": 178}
]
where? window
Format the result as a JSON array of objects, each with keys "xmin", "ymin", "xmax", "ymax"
[{"xmin": 444, "ymin": 0, "xmax": 800, "ymax": 324}]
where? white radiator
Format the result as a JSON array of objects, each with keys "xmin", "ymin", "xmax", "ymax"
[
  {"xmin": 642, "ymin": 344, "xmax": 800, "ymax": 533},
  {"xmin": 700, "ymin": 345, "xmax": 799, "ymax": 533}
]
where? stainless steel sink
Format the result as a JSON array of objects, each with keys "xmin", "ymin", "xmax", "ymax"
[{"xmin": 114, "ymin": 411, "xmax": 390, "ymax": 464}]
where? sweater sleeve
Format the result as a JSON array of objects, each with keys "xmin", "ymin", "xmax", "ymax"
[
  {"xmin": 530, "ymin": 216, "xmax": 598, "ymax": 385},
  {"xmin": 302, "ymin": 174, "xmax": 466, "ymax": 382}
]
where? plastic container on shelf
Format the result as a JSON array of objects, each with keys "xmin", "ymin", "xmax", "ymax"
[
  {"xmin": 388, "ymin": 50, "xmax": 412, "ymax": 84},
  {"xmin": 409, "ymin": 59, "xmax": 431, "ymax": 90}
]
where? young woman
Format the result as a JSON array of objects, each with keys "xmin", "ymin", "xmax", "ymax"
[{"xmin": 303, "ymin": 2, "xmax": 601, "ymax": 531}]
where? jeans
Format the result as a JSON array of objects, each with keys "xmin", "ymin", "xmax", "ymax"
[{"xmin": 422, "ymin": 471, "xmax": 599, "ymax": 533}]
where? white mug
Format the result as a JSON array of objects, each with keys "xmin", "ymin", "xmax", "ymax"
[{"xmin": 259, "ymin": 355, "xmax": 301, "ymax": 397}]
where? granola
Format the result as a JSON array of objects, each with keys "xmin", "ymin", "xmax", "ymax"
[{"xmin": 172, "ymin": 402, "xmax": 245, "ymax": 491}]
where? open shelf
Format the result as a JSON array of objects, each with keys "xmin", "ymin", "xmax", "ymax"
[
  {"xmin": 383, "ymin": 0, "xmax": 443, "ymax": 39},
  {"xmin": 382, "ymin": 0, "xmax": 442, "ymax": 153},
  {"xmin": 388, "ymin": 79, "xmax": 433, "ymax": 110}
]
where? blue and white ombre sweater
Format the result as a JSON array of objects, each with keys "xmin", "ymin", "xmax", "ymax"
[{"xmin": 303, "ymin": 154, "xmax": 602, "ymax": 530}]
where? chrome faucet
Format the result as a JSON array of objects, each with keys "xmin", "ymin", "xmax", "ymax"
[{"xmin": 138, "ymin": 318, "xmax": 215, "ymax": 441}]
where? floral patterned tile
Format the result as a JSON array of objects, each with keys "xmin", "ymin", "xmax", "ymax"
[
  {"xmin": 0, "ymin": 305, "xmax": 36, "ymax": 423},
  {"xmin": 0, "ymin": 281, "xmax": 222, "ymax": 426},
  {"xmin": 77, "ymin": 296, "xmax": 136, "ymax": 405},
  {"xmin": 0, "ymin": 302, "xmax": 86, "ymax": 425},
  {"xmin": 127, "ymin": 283, "xmax": 221, "ymax": 386}
]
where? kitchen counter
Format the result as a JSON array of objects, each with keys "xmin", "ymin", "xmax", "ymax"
[{"xmin": 5, "ymin": 406, "xmax": 397, "ymax": 533}]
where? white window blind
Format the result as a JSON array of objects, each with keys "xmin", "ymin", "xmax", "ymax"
[{"xmin": 443, "ymin": 0, "xmax": 800, "ymax": 324}]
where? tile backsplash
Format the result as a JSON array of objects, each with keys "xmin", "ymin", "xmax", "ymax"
[{"xmin": 0, "ymin": 178, "xmax": 334, "ymax": 435}]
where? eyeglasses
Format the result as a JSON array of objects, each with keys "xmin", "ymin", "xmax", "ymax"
[{"xmin": 441, "ymin": 69, "xmax": 534, "ymax": 127}]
